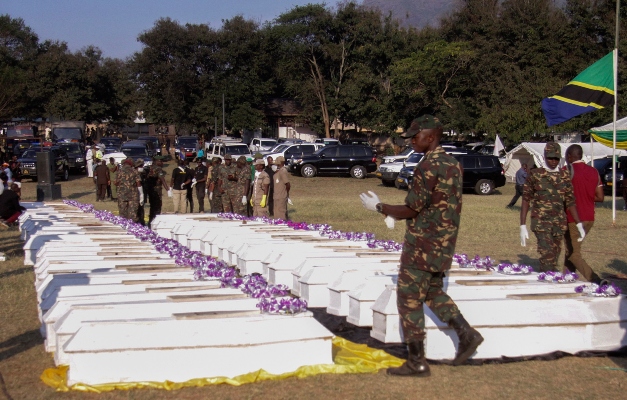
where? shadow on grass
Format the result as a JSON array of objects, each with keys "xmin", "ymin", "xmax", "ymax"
[
  {"xmin": 0, "ymin": 329, "xmax": 43, "ymax": 362},
  {"xmin": 0, "ymin": 239, "xmax": 25, "ymax": 257},
  {"xmin": 66, "ymin": 191, "xmax": 96, "ymax": 199},
  {"xmin": 0, "ymin": 267, "xmax": 31, "ymax": 279}
]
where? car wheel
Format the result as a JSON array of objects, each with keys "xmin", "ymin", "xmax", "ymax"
[
  {"xmin": 350, "ymin": 165, "xmax": 366, "ymax": 179},
  {"xmin": 31, "ymin": 176, "xmax": 38, "ymax": 182},
  {"xmin": 62, "ymin": 168, "xmax": 69, "ymax": 181},
  {"xmin": 475, "ymin": 179, "xmax": 494, "ymax": 195},
  {"xmin": 301, "ymin": 164, "xmax": 317, "ymax": 178}
]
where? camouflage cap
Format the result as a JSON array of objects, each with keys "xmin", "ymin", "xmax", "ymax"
[
  {"xmin": 254, "ymin": 152, "xmax": 263, "ymax": 159},
  {"xmin": 212, "ymin": 157, "xmax": 221, "ymax": 163},
  {"xmin": 400, "ymin": 114, "xmax": 443, "ymax": 138},
  {"xmin": 274, "ymin": 156, "xmax": 285, "ymax": 165},
  {"xmin": 134, "ymin": 159, "xmax": 144, "ymax": 167},
  {"xmin": 123, "ymin": 157, "xmax": 134, "ymax": 166},
  {"xmin": 544, "ymin": 142, "xmax": 561, "ymax": 159},
  {"xmin": 237, "ymin": 155, "xmax": 247, "ymax": 163},
  {"xmin": 254, "ymin": 159, "xmax": 265, "ymax": 166},
  {"xmin": 224, "ymin": 154, "xmax": 232, "ymax": 160}
]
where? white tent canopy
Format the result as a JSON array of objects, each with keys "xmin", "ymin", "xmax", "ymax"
[{"xmin": 503, "ymin": 142, "xmax": 626, "ymax": 183}]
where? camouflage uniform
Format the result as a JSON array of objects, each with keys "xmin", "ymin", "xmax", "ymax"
[
  {"xmin": 522, "ymin": 165, "xmax": 575, "ymax": 272},
  {"xmin": 210, "ymin": 163, "xmax": 223, "ymax": 213},
  {"xmin": 219, "ymin": 163, "xmax": 238, "ymax": 213},
  {"xmin": 146, "ymin": 163, "xmax": 166, "ymax": 225},
  {"xmin": 232, "ymin": 163, "xmax": 250, "ymax": 215},
  {"xmin": 115, "ymin": 163, "xmax": 141, "ymax": 222},
  {"xmin": 398, "ymin": 146, "xmax": 462, "ymax": 342}
]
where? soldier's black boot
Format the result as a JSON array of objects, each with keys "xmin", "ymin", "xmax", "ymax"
[
  {"xmin": 449, "ymin": 315, "xmax": 483, "ymax": 366},
  {"xmin": 387, "ymin": 341, "xmax": 430, "ymax": 377}
]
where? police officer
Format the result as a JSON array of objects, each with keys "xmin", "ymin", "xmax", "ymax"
[
  {"xmin": 184, "ymin": 160, "xmax": 194, "ymax": 213},
  {"xmin": 115, "ymin": 158, "xmax": 143, "ymax": 222},
  {"xmin": 209, "ymin": 157, "xmax": 223, "ymax": 213},
  {"xmin": 146, "ymin": 156, "xmax": 171, "ymax": 226},
  {"xmin": 360, "ymin": 115, "xmax": 483, "ymax": 376},
  {"xmin": 251, "ymin": 159, "xmax": 270, "ymax": 217},
  {"xmin": 193, "ymin": 159, "xmax": 208, "ymax": 213},
  {"xmin": 520, "ymin": 142, "xmax": 586, "ymax": 272}
]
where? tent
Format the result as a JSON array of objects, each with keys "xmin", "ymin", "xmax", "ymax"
[
  {"xmin": 589, "ymin": 116, "xmax": 627, "ymax": 149},
  {"xmin": 503, "ymin": 142, "xmax": 626, "ymax": 183}
]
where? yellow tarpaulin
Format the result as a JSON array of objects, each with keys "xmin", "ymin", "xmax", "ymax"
[{"xmin": 41, "ymin": 337, "xmax": 405, "ymax": 393}]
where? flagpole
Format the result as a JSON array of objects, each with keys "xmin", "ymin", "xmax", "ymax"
[{"xmin": 612, "ymin": 0, "xmax": 620, "ymax": 225}]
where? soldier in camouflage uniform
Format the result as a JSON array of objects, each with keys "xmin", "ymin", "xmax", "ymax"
[
  {"xmin": 360, "ymin": 115, "xmax": 483, "ymax": 377},
  {"xmin": 146, "ymin": 156, "xmax": 170, "ymax": 226},
  {"xmin": 233, "ymin": 156, "xmax": 251, "ymax": 215},
  {"xmin": 209, "ymin": 157, "xmax": 223, "ymax": 213},
  {"xmin": 115, "ymin": 158, "xmax": 143, "ymax": 222},
  {"xmin": 520, "ymin": 142, "xmax": 585, "ymax": 272},
  {"xmin": 218, "ymin": 154, "xmax": 237, "ymax": 212}
]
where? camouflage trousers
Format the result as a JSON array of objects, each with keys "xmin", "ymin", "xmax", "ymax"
[
  {"xmin": 534, "ymin": 230, "xmax": 562, "ymax": 272},
  {"xmin": 397, "ymin": 266, "xmax": 460, "ymax": 342},
  {"xmin": 223, "ymin": 191, "xmax": 246, "ymax": 215},
  {"xmin": 118, "ymin": 198, "xmax": 139, "ymax": 222},
  {"xmin": 210, "ymin": 192, "xmax": 223, "ymax": 213}
]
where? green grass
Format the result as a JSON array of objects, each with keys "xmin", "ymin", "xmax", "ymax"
[{"xmin": 2, "ymin": 164, "xmax": 627, "ymax": 399}]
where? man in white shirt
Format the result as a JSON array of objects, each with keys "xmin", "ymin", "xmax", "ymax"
[{"xmin": 86, "ymin": 147, "xmax": 94, "ymax": 178}]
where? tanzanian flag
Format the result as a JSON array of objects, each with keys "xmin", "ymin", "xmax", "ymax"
[{"xmin": 541, "ymin": 51, "xmax": 615, "ymax": 127}]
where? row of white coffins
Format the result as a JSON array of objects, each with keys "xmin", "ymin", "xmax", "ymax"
[
  {"xmin": 150, "ymin": 213, "xmax": 627, "ymax": 361},
  {"xmin": 23, "ymin": 202, "xmax": 335, "ymax": 386}
]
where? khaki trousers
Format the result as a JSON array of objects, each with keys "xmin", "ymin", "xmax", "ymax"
[
  {"xmin": 564, "ymin": 221, "xmax": 600, "ymax": 283},
  {"xmin": 274, "ymin": 197, "xmax": 288, "ymax": 220},
  {"xmin": 172, "ymin": 189, "xmax": 187, "ymax": 213}
]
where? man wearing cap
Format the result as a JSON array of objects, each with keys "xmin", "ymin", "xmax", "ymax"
[
  {"xmin": 233, "ymin": 155, "xmax": 251, "ymax": 215},
  {"xmin": 273, "ymin": 156, "xmax": 290, "ymax": 220},
  {"xmin": 146, "ymin": 156, "xmax": 171, "ymax": 225},
  {"xmin": 251, "ymin": 159, "xmax": 270, "ymax": 217},
  {"xmin": 218, "ymin": 154, "xmax": 237, "ymax": 213},
  {"xmin": 136, "ymin": 159, "xmax": 149, "ymax": 225},
  {"xmin": 360, "ymin": 115, "xmax": 483, "ymax": 377},
  {"xmin": 264, "ymin": 156, "xmax": 275, "ymax": 216},
  {"xmin": 193, "ymin": 159, "xmax": 208, "ymax": 213},
  {"xmin": 93, "ymin": 159, "xmax": 110, "ymax": 202},
  {"xmin": 209, "ymin": 157, "xmax": 223, "ymax": 213},
  {"xmin": 171, "ymin": 158, "xmax": 191, "ymax": 214},
  {"xmin": 115, "ymin": 158, "xmax": 143, "ymax": 222},
  {"xmin": 520, "ymin": 142, "xmax": 586, "ymax": 272}
]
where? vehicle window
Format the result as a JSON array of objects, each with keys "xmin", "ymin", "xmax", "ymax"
[
  {"xmin": 122, "ymin": 147, "xmax": 148, "ymax": 157},
  {"xmin": 302, "ymin": 145, "xmax": 316, "ymax": 155},
  {"xmin": 261, "ymin": 139, "xmax": 276, "ymax": 146},
  {"xmin": 284, "ymin": 146, "xmax": 300, "ymax": 157},
  {"xmin": 462, "ymin": 157, "xmax": 477, "ymax": 169},
  {"xmin": 338, "ymin": 146, "xmax": 352, "ymax": 157},
  {"xmin": 321, "ymin": 147, "xmax": 338, "ymax": 157},
  {"xmin": 21, "ymin": 150, "xmax": 36, "ymax": 158},
  {"xmin": 478, "ymin": 157, "xmax": 496, "ymax": 168},
  {"xmin": 399, "ymin": 148, "xmax": 413, "ymax": 156},
  {"xmin": 406, "ymin": 153, "xmax": 423, "ymax": 163},
  {"xmin": 227, "ymin": 145, "xmax": 250, "ymax": 155}
]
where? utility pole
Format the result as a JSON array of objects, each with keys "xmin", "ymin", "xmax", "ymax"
[{"xmin": 222, "ymin": 93, "xmax": 225, "ymax": 136}]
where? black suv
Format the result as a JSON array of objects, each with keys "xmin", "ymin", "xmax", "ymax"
[
  {"xmin": 292, "ymin": 145, "xmax": 377, "ymax": 179},
  {"xmin": 18, "ymin": 146, "xmax": 70, "ymax": 182},
  {"xmin": 397, "ymin": 154, "xmax": 505, "ymax": 194},
  {"xmin": 57, "ymin": 142, "xmax": 86, "ymax": 173},
  {"xmin": 175, "ymin": 136, "xmax": 199, "ymax": 161},
  {"xmin": 602, "ymin": 156, "xmax": 626, "ymax": 195},
  {"xmin": 120, "ymin": 141, "xmax": 153, "ymax": 167}
]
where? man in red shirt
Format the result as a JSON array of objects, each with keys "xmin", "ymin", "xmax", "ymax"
[{"xmin": 563, "ymin": 144, "xmax": 604, "ymax": 283}]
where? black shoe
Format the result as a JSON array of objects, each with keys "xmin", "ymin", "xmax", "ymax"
[
  {"xmin": 387, "ymin": 341, "xmax": 431, "ymax": 377},
  {"xmin": 506, "ymin": 205, "xmax": 513, "ymax": 209},
  {"xmin": 449, "ymin": 315, "xmax": 484, "ymax": 366}
]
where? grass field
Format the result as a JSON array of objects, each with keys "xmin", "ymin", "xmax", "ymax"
[{"xmin": 1, "ymin": 159, "xmax": 627, "ymax": 399}]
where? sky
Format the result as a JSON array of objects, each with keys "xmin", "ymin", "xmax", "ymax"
[{"xmin": 1, "ymin": 0, "xmax": 323, "ymax": 59}]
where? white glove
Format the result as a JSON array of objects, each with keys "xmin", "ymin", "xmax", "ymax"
[
  {"xmin": 209, "ymin": 192, "xmax": 213, "ymax": 201},
  {"xmin": 520, "ymin": 225, "xmax": 529, "ymax": 247},
  {"xmin": 287, "ymin": 198, "xmax": 293, "ymax": 206},
  {"xmin": 138, "ymin": 187, "xmax": 144, "ymax": 206},
  {"xmin": 384, "ymin": 215, "xmax": 395, "ymax": 229},
  {"xmin": 167, "ymin": 188, "xmax": 173, "ymax": 198},
  {"xmin": 576, "ymin": 222, "xmax": 586, "ymax": 242},
  {"xmin": 181, "ymin": 182, "xmax": 186, "ymax": 189},
  {"xmin": 359, "ymin": 191, "xmax": 381, "ymax": 212},
  {"xmin": 205, "ymin": 188, "xmax": 208, "ymax": 195},
  {"xmin": 191, "ymin": 178, "xmax": 197, "ymax": 188},
  {"xmin": 241, "ymin": 196, "xmax": 247, "ymax": 205}
]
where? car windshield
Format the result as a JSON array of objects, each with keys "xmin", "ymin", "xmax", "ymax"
[
  {"xmin": 178, "ymin": 138, "xmax": 197, "ymax": 146},
  {"xmin": 271, "ymin": 144, "xmax": 288, "ymax": 153},
  {"xmin": 261, "ymin": 139, "xmax": 277, "ymax": 146},
  {"xmin": 405, "ymin": 153, "xmax": 423, "ymax": 163},
  {"xmin": 399, "ymin": 147, "xmax": 413, "ymax": 156},
  {"xmin": 100, "ymin": 138, "xmax": 121, "ymax": 145},
  {"xmin": 20, "ymin": 150, "xmax": 37, "ymax": 158},
  {"xmin": 122, "ymin": 147, "xmax": 148, "ymax": 157},
  {"xmin": 58, "ymin": 144, "xmax": 81, "ymax": 153},
  {"xmin": 226, "ymin": 145, "xmax": 250, "ymax": 155},
  {"xmin": 53, "ymin": 128, "xmax": 82, "ymax": 140}
]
